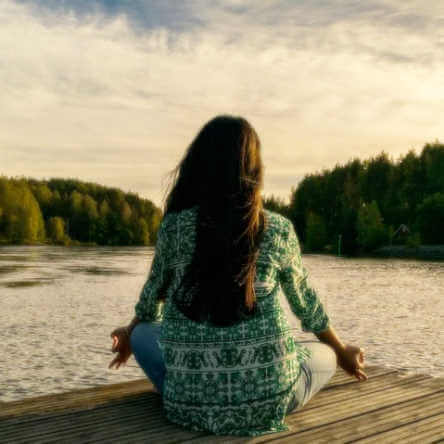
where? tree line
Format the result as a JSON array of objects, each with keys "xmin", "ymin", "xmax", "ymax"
[
  {"xmin": 0, "ymin": 177, "xmax": 162, "ymax": 246},
  {"xmin": 2, "ymin": 141, "xmax": 443, "ymax": 252},
  {"xmin": 263, "ymin": 142, "xmax": 444, "ymax": 255}
]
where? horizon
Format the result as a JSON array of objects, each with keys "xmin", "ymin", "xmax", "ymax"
[{"xmin": 1, "ymin": 0, "xmax": 443, "ymax": 207}]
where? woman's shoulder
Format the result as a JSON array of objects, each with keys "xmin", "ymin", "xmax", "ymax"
[
  {"xmin": 263, "ymin": 208, "xmax": 293, "ymax": 236},
  {"xmin": 159, "ymin": 206, "xmax": 198, "ymax": 230}
]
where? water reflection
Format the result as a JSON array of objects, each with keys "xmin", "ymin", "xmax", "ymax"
[
  {"xmin": 0, "ymin": 245, "xmax": 443, "ymax": 402},
  {"xmin": 0, "ymin": 264, "xmax": 30, "ymax": 275},
  {"xmin": 2, "ymin": 279, "xmax": 54, "ymax": 288},
  {"xmin": 63, "ymin": 265, "xmax": 134, "ymax": 276}
]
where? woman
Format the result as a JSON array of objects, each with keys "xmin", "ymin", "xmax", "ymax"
[{"xmin": 108, "ymin": 115, "xmax": 367, "ymax": 437}]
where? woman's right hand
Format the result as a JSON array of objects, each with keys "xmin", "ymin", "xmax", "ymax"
[{"xmin": 337, "ymin": 344, "xmax": 368, "ymax": 381}]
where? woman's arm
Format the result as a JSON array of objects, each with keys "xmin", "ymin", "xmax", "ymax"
[
  {"xmin": 134, "ymin": 215, "xmax": 170, "ymax": 323},
  {"xmin": 315, "ymin": 316, "xmax": 367, "ymax": 381},
  {"xmin": 315, "ymin": 324, "xmax": 345, "ymax": 354},
  {"xmin": 279, "ymin": 219, "xmax": 367, "ymax": 381},
  {"xmin": 279, "ymin": 219, "xmax": 330, "ymax": 334},
  {"xmin": 109, "ymin": 216, "xmax": 169, "ymax": 370},
  {"xmin": 126, "ymin": 315, "xmax": 140, "ymax": 335}
]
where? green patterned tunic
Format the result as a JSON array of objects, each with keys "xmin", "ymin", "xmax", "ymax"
[{"xmin": 135, "ymin": 205, "xmax": 330, "ymax": 436}]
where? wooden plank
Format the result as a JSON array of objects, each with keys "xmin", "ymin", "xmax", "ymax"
[
  {"xmin": 0, "ymin": 380, "xmax": 153, "ymax": 419},
  {"xmin": 182, "ymin": 373, "xmax": 431, "ymax": 443},
  {"xmin": 47, "ymin": 370, "xmax": 410, "ymax": 444},
  {"xmin": 0, "ymin": 393, "xmax": 207, "ymax": 444},
  {"xmin": 0, "ymin": 399, "xmax": 164, "ymax": 442},
  {"xmin": 0, "ymin": 365, "xmax": 392, "ymax": 420},
  {"xmin": 39, "ymin": 414, "xmax": 202, "ymax": 444},
  {"xmin": 0, "ymin": 394, "xmax": 160, "ymax": 433},
  {"xmin": 1, "ymin": 367, "xmax": 442, "ymax": 444},
  {"xmin": 0, "ymin": 386, "xmax": 154, "ymax": 420},
  {"xmin": 353, "ymin": 412, "xmax": 444, "ymax": 444},
  {"xmin": 270, "ymin": 391, "xmax": 444, "ymax": 443},
  {"xmin": 325, "ymin": 366, "xmax": 398, "ymax": 388},
  {"xmin": 328, "ymin": 365, "xmax": 397, "ymax": 382},
  {"xmin": 0, "ymin": 366, "xmax": 391, "ymax": 417},
  {"xmin": 185, "ymin": 377, "xmax": 444, "ymax": 443},
  {"xmin": 99, "ymin": 423, "xmax": 208, "ymax": 444},
  {"xmin": 20, "ymin": 372, "xmax": 438, "ymax": 442},
  {"xmin": 285, "ymin": 378, "xmax": 443, "ymax": 427},
  {"xmin": 299, "ymin": 374, "xmax": 432, "ymax": 410}
]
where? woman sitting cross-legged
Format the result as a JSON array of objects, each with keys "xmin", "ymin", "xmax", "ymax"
[{"xmin": 108, "ymin": 114, "xmax": 367, "ymax": 437}]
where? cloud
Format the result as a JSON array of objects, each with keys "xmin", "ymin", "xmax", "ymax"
[{"xmin": 1, "ymin": 0, "xmax": 443, "ymax": 206}]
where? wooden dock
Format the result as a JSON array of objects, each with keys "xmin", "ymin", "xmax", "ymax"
[{"xmin": 1, "ymin": 365, "xmax": 443, "ymax": 443}]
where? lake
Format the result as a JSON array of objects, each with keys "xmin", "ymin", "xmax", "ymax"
[{"xmin": 1, "ymin": 246, "xmax": 443, "ymax": 402}]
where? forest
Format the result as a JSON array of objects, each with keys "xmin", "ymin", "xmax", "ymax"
[
  {"xmin": 1, "ymin": 142, "xmax": 443, "ymax": 253},
  {"xmin": 264, "ymin": 141, "xmax": 444, "ymax": 255},
  {"xmin": 0, "ymin": 177, "xmax": 162, "ymax": 246}
]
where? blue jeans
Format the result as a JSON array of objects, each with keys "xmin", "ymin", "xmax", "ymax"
[
  {"xmin": 130, "ymin": 322, "xmax": 166, "ymax": 395},
  {"xmin": 130, "ymin": 322, "xmax": 337, "ymax": 409}
]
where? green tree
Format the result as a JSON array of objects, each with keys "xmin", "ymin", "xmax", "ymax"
[
  {"xmin": 99, "ymin": 200, "xmax": 110, "ymax": 217},
  {"xmin": 415, "ymin": 192, "xmax": 444, "ymax": 244},
  {"xmin": 149, "ymin": 209, "xmax": 163, "ymax": 243},
  {"xmin": 356, "ymin": 201, "xmax": 388, "ymax": 252},
  {"xmin": 69, "ymin": 191, "xmax": 83, "ymax": 213},
  {"xmin": 421, "ymin": 142, "xmax": 444, "ymax": 195},
  {"xmin": 32, "ymin": 183, "xmax": 53, "ymax": 211},
  {"xmin": 0, "ymin": 179, "xmax": 45, "ymax": 243},
  {"xmin": 120, "ymin": 200, "xmax": 132, "ymax": 223},
  {"xmin": 263, "ymin": 194, "xmax": 290, "ymax": 217},
  {"xmin": 0, "ymin": 176, "xmax": 166, "ymax": 246},
  {"xmin": 83, "ymin": 195, "xmax": 99, "ymax": 220},
  {"xmin": 305, "ymin": 211, "xmax": 328, "ymax": 252},
  {"xmin": 47, "ymin": 217, "xmax": 69, "ymax": 244},
  {"xmin": 397, "ymin": 149, "xmax": 425, "ymax": 224},
  {"xmin": 338, "ymin": 205, "xmax": 359, "ymax": 255},
  {"xmin": 361, "ymin": 152, "xmax": 394, "ymax": 219},
  {"xmin": 133, "ymin": 217, "xmax": 150, "ymax": 246}
]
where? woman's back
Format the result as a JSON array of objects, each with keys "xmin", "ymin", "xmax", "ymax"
[
  {"xmin": 135, "ymin": 205, "xmax": 330, "ymax": 436},
  {"xmin": 111, "ymin": 116, "xmax": 365, "ymax": 437}
]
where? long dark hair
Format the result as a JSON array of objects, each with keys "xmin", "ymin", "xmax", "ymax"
[{"xmin": 161, "ymin": 115, "xmax": 266, "ymax": 326}]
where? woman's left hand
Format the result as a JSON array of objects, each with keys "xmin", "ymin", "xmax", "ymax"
[{"xmin": 108, "ymin": 326, "xmax": 132, "ymax": 370}]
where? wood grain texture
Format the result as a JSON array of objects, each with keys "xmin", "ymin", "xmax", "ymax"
[{"xmin": 1, "ymin": 365, "xmax": 443, "ymax": 444}]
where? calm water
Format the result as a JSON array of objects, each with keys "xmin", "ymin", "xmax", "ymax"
[{"xmin": 1, "ymin": 246, "xmax": 443, "ymax": 402}]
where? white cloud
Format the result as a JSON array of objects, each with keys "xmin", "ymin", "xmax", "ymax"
[{"xmin": 1, "ymin": 0, "xmax": 443, "ymax": 206}]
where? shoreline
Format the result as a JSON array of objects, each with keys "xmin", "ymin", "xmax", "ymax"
[
  {"xmin": 0, "ymin": 242, "xmax": 444, "ymax": 261},
  {"xmin": 0, "ymin": 241, "xmax": 154, "ymax": 248},
  {"xmin": 303, "ymin": 245, "xmax": 444, "ymax": 261},
  {"xmin": 2, "ymin": 243, "xmax": 444, "ymax": 260},
  {"xmin": 370, "ymin": 244, "xmax": 444, "ymax": 261}
]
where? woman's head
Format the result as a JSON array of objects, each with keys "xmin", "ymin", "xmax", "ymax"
[
  {"xmin": 162, "ymin": 115, "xmax": 266, "ymax": 326},
  {"xmin": 163, "ymin": 114, "xmax": 263, "ymax": 214}
]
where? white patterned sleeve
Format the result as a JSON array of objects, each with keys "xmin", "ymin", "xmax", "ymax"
[
  {"xmin": 134, "ymin": 217, "xmax": 169, "ymax": 322},
  {"xmin": 278, "ymin": 219, "xmax": 330, "ymax": 334}
]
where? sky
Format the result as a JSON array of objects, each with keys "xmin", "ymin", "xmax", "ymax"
[{"xmin": 1, "ymin": 0, "xmax": 443, "ymax": 208}]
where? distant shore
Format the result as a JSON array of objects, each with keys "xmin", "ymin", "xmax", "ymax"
[
  {"xmin": 303, "ymin": 244, "xmax": 444, "ymax": 261},
  {"xmin": 2, "ymin": 241, "xmax": 444, "ymax": 261},
  {"xmin": 0, "ymin": 240, "xmax": 153, "ymax": 248},
  {"xmin": 371, "ymin": 244, "xmax": 444, "ymax": 261}
]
